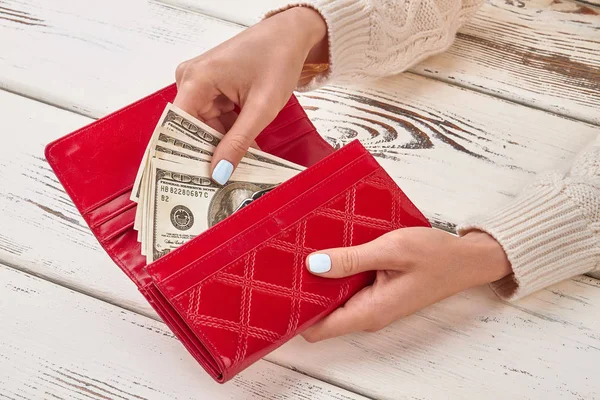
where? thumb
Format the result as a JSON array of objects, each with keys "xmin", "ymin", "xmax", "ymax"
[
  {"xmin": 306, "ymin": 234, "xmax": 399, "ymax": 278},
  {"xmin": 210, "ymin": 96, "xmax": 278, "ymax": 185}
]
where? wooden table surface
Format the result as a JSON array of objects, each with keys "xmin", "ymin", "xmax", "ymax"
[{"xmin": 0, "ymin": 0, "xmax": 599, "ymax": 398}]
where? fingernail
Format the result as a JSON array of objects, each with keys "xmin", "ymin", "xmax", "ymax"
[
  {"xmin": 307, "ymin": 254, "xmax": 331, "ymax": 274},
  {"xmin": 212, "ymin": 160, "xmax": 233, "ymax": 185}
]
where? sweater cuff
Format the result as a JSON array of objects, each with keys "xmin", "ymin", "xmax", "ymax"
[
  {"xmin": 458, "ymin": 174, "xmax": 600, "ymax": 301},
  {"xmin": 264, "ymin": 1, "xmax": 371, "ymax": 91}
]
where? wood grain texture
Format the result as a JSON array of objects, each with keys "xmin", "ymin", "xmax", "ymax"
[
  {"xmin": 415, "ymin": 0, "xmax": 600, "ymax": 125},
  {"xmin": 0, "ymin": 90, "xmax": 599, "ymax": 398},
  {"xmin": 165, "ymin": 0, "xmax": 600, "ymax": 125},
  {"xmin": 0, "ymin": 0, "xmax": 243, "ymax": 118},
  {"xmin": 0, "ymin": 0, "xmax": 598, "ymax": 230},
  {"xmin": 269, "ymin": 276, "xmax": 600, "ymax": 399},
  {"xmin": 0, "ymin": 264, "xmax": 368, "ymax": 400},
  {"xmin": 296, "ymin": 82, "xmax": 600, "ymax": 227},
  {"xmin": 0, "ymin": 90, "xmax": 155, "ymax": 315}
]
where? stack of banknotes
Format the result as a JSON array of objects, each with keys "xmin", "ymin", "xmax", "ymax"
[{"xmin": 131, "ymin": 104, "xmax": 303, "ymax": 264}]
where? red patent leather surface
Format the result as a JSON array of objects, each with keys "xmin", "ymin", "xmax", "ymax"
[{"xmin": 45, "ymin": 84, "xmax": 431, "ymax": 383}]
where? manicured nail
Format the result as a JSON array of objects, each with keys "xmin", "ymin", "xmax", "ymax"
[
  {"xmin": 307, "ymin": 254, "xmax": 331, "ymax": 274},
  {"xmin": 212, "ymin": 160, "xmax": 233, "ymax": 185}
]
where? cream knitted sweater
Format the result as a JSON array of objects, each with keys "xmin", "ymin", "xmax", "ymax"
[{"xmin": 266, "ymin": 0, "xmax": 600, "ymax": 301}]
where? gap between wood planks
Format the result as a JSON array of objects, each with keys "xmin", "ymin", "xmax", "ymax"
[
  {"xmin": 0, "ymin": 263, "xmax": 373, "ymax": 400},
  {"xmin": 577, "ymin": 0, "xmax": 600, "ymax": 6},
  {"xmin": 0, "ymin": 257, "xmax": 375, "ymax": 399},
  {"xmin": 1, "ymin": 0, "xmax": 598, "ymax": 128},
  {"xmin": 0, "ymin": 85, "xmax": 102, "ymax": 121},
  {"xmin": 156, "ymin": 0, "xmax": 600, "ymax": 126}
]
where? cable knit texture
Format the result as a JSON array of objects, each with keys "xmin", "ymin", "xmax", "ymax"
[
  {"xmin": 459, "ymin": 136, "xmax": 600, "ymax": 300},
  {"xmin": 265, "ymin": 0, "xmax": 482, "ymax": 90},
  {"xmin": 265, "ymin": 0, "xmax": 600, "ymax": 301}
]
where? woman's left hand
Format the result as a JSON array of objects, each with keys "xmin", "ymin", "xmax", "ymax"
[{"xmin": 302, "ymin": 228, "xmax": 512, "ymax": 342}]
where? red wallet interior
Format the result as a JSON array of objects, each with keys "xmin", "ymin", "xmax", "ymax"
[{"xmin": 45, "ymin": 84, "xmax": 334, "ymax": 289}]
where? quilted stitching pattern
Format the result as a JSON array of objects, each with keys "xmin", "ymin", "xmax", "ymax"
[{"xmin": 173, "ymin": 169, "xmax": 419, "ymax": 372}]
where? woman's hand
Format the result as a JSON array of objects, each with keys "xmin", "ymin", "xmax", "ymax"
[
  {"xmin": 303, "ymin": 228, "xmax": 512, "ymax": 342},
  {"xmin": 174, "ymin": 7, "xmax": 328, "ymax": 184}
]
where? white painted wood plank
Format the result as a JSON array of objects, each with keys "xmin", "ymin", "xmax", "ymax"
[
  {"xmin": 415, "ymin": 0, "xmax": 600, "ymax": 125},
  {"xmin": 0, "ymin": 264, "xmax": 368, "ymax": 400},
  {"xmin": 271, "ymin": 276, "xmax": 600, "ymax": 399},
  {"xmin": 0, "ymin": 0, "xmax": 243, "ymax": 118},
  {"xmin": 297, "ymin": 83, "xmax": 599, "ymax": 227},
  {"xmin": 165, "ymin": 0, "xmax": 600, "ymax": 125},
  {"xmin": 159, "ymin": 0, "xmax": 281, "ymax": 25},
  {"xmin": 0, "ymin": 0, "xmax": 598, "ymax": 230},
  {"xmin": 0, "ymin": 90, "xmax": 156, "ymax": 316},
  {"xmin": 5, "ymin": 0, "xmax": 598, "ymax": 125},
  {"xmin": 0, "ymin": 91, "xmax": 599, "ymax": 398}
]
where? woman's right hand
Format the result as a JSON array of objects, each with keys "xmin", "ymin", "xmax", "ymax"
[{"xmin": 174, "ymin": 7, "xmax": 328, "ymax": 184}]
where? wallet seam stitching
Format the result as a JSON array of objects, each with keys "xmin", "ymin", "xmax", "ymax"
[
  {"xmin": 171, "ymin": 218, "xmax": 355, "ymax": 375},
  {"xmin": 172, "ymin": 297, "xmax": 227, "ymax": 376},
  {"xmin": 171, "ymin": 173, "xmax": 375, "ymax": 374},
  {"xmin": 172, "ymin": 165, "xmax": 429, "ymax": 379}
]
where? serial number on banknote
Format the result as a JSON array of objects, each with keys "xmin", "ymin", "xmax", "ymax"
[{"xmin": 160, "ymin": 185, "xmax": 210, "ymax": 198}]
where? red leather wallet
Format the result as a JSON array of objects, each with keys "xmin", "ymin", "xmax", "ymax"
[{"xmin": 45, "ymin": 84, "xmax": 431, "ymax": 383}]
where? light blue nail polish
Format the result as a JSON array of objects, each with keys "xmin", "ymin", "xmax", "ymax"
[
  {"xmin": 212, "ymin": 160, "xmax": 233, "ymax": 185},
  {"xmin": 308, "ymin": 254, "xmax": 331, "ymax": 274}
]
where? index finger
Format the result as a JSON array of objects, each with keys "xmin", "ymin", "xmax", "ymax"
[{"xmin": 209, "ymin": 95, "xmax": 279, "ymax": 177}]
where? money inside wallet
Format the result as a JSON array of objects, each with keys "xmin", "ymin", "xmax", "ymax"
[{"xmin": 129, "ymin": 103, "xmax": 305, "ymax": 264}]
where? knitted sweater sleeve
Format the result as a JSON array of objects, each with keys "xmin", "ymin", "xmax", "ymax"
[
  {"xmin": 458, "ymin": 134, "xmax": 600, "ymax": 301},
  {"xmin": 264, "ymin": 0, "xmax": 482, "ymax": 90}
]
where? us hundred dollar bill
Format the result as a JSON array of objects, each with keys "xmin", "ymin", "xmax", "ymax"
[
  {"xmin": 153, "ymin": 130, "xmax": 283, "ymax": 170},
  {"xmin": 135, "ymin": 134, "xmax": 298, "ymax": 240},
  {"xmin": 137, "ymin": 149, "xmax": 213, "ymax": 248},
  {"xmin": 158, "ymin": 104, "xmax": 305, "ymax": 171},
  {"xmin": 146, "ymin": 159, "xmax": 295, "ymax": 263},
  {"xmin": 131, "ymin": 103, "xmax": 304, "ymax": 203},
  {"xmin": 135, "ymin": 125, "xmax": 283, "ymax": 235},
  {"xmin": 134, "ymin": 130, "xmax": 214, "ymax": 233}
]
